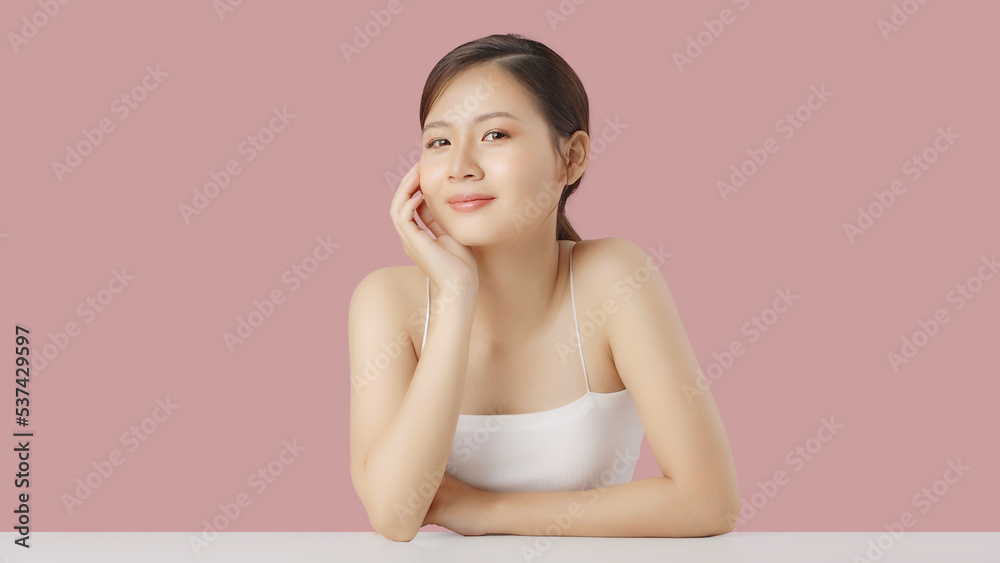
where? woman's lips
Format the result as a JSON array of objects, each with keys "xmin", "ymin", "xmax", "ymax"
[{"xmin": 448, "ymin": 197, "xmax": 495, "ymax": 212}]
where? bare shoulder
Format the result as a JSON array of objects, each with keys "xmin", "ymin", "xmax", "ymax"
[
  {"xmin": 570, "ymin": 237, "xmax": 666, "ymax": 286},
  {"xmin": 570, "ymin": 237, "xmax": 673, "ymax": 331},
  {"xmin": 352, "ymin": 264, "xmax": 427, "ymax": 300},
  {"xmin": 348, "ymin": 265, "xmax": 426, "ymax": 349},
  {"xmin": 351, "ymin": 266, "xmax": 402, "ymax": 309}
]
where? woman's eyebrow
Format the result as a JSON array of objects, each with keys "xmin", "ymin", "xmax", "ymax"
[{"xmin": 422, "ymin": 111, "xmax": 522, "ymax": 134}]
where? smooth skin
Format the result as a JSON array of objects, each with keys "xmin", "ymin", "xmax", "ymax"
[{"xmin": 349, "ymin": 63, "xmax": 739, "ymax": 541}]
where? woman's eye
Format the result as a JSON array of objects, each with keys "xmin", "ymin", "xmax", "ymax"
[{"xmin": 424, "ymin": 130, "xmax": 508, "ymax": 149}]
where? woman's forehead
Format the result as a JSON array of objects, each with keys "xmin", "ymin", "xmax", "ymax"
[{"xmin": 429, "ymin": 67, "xmax": 533, "ymax": 119}]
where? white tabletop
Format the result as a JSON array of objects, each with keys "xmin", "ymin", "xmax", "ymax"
[{"xmin": 1, "ymin": 532, "xmax": 997, "ymax": 561}]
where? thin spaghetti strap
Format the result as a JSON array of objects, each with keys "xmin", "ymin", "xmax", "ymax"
[
  {"xmin": 569, "ymin": 242, "xmax": 591, "ymax": 393},
  {"xmin": 421, "ymin": 276, "xmax": 430, "ymax": 354}
]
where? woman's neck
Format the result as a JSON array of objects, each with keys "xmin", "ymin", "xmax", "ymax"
[{"xmin": 469, "ymin": 238, "xmax": 565, "ymax": 344}]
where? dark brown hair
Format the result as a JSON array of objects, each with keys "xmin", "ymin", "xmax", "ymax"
[{"xmin": 419, "ymin": 33, "xmax": 590, "ymax": 242}]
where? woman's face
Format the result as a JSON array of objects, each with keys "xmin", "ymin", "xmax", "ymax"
[{"xmin": 419, "ymin": 65, "xmax": 568, "ymax": 246}]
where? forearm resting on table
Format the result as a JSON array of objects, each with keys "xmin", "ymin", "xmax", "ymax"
[
  {"xmin": 489, "ymin": 476, "xmax": 736, "ymax": 538},
  {"xmin": 362, "ymin": 304, "xmax": 474, "ymax": 540}
]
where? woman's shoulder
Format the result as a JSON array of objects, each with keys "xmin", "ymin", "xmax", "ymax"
[
  {"xmin": 572, "ymin": 236, "xmax": 642, "ymax": 255},
  {"xmin": 349, "ymin": 265, "xmax": 427, "ymax": 335},
  {"xmin": 570, "ymin": 237, "xmax": 671, "ymax": 311},
  {"xmin": 571, "ymin": 237, "xmax": 673, "ymax": 361},
  {"xmin": 351, "ymin": 265, "xmax": 425, "ymax": 307},
  {"xmin": 571, "ymin": 237, "xmax": 659, "ymax": 281},
  {"xmin": 350, "ymin": 266, "xmax": 426, "ymax": 325}
]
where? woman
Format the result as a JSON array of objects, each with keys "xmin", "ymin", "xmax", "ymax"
[{"xmin": 349, "ymin": 33, "xmax": 739, "ymax": 541}]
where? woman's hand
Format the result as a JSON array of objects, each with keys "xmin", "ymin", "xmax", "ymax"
[
  {"xmin": 422, "ymin": 472, "xmax": 497, "ymax": 536},
  {"xmin": 390, "ymin": 163, "xmax": 479, "ymax": 296}
]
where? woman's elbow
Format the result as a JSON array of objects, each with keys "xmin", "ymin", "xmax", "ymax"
[
  {"xmin": 697, "ymin": 495, "xmax": 740, "ymax": 537},
  {"xmin": 365, "ymin": 494, "xmax": 422, "ymax": 542},
  {"xmin": 700, "ymin": 513, "xmax": 737, "ymax": 537},
  {"xmin": 679, "ymin": 483, "xmax": 739, "ymax": 537},
  {"xmin": 355, "ymin": 470, "xmax": 420, "ymax": 541},
  {"xmin": 370, "ymin": 509, "xmax": 419, "ymax": 542}
]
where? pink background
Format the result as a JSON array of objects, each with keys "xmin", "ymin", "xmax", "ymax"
[{"xmin": 2, "ymin": 0, "xmax": 997, "ymax": 533}]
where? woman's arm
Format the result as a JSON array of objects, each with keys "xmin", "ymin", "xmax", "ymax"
[
  {"xmin": 476, "ymin": 237, "xmax": 739, "ymax": 538},
  {"xmin": 487, "ymin": 475, "xmax": 734, "ymax": 537},
  {"xmin": 349, "ymin": 268, "xmax": 476, "ymax": 541}
]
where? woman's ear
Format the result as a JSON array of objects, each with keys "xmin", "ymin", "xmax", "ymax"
[{"xmin": 562, "ymin": 131, "xmax": 590, "ymax": 185}]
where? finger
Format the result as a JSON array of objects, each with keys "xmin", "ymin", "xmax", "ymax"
[
  {"xmin": 390, "ymin": 191, "xmax": 423, "ymax": 256},
  {"xmin": 389, "ymin": 166, "xmax": 422, "ymax": 242},
  {"xmin": 434, "ymin": 235, "xmax": 473, "ymax": 272},
  {"xmin": 396, "ymin": 192, "xmax": 433, "ymax": 248},
  {"xmin": 394, "ymin": 192, "xmax": 422, "ymax": 237},
  {"xmin": 388, "ymin": 170, "xmax": 415, "ymax": 219},
  {"xmin": 415, "ymin": 198, "xmax": 448, "ymax": 239},
  {"xmin": 408, "ymin": 181, "xmax": 448, "ymax": 239},
  {"xmin": 388, "ymin": 163, "xmax": 420, "ymax": 219}
]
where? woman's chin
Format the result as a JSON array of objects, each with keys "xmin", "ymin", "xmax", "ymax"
[{"xmin": 442, "ymin": 227, "xmax": 497, "ymax": 248}]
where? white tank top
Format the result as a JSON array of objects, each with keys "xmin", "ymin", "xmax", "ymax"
[{"xmin": 419, "ymin": 243, "xmax": 645, "ymax": 494}]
